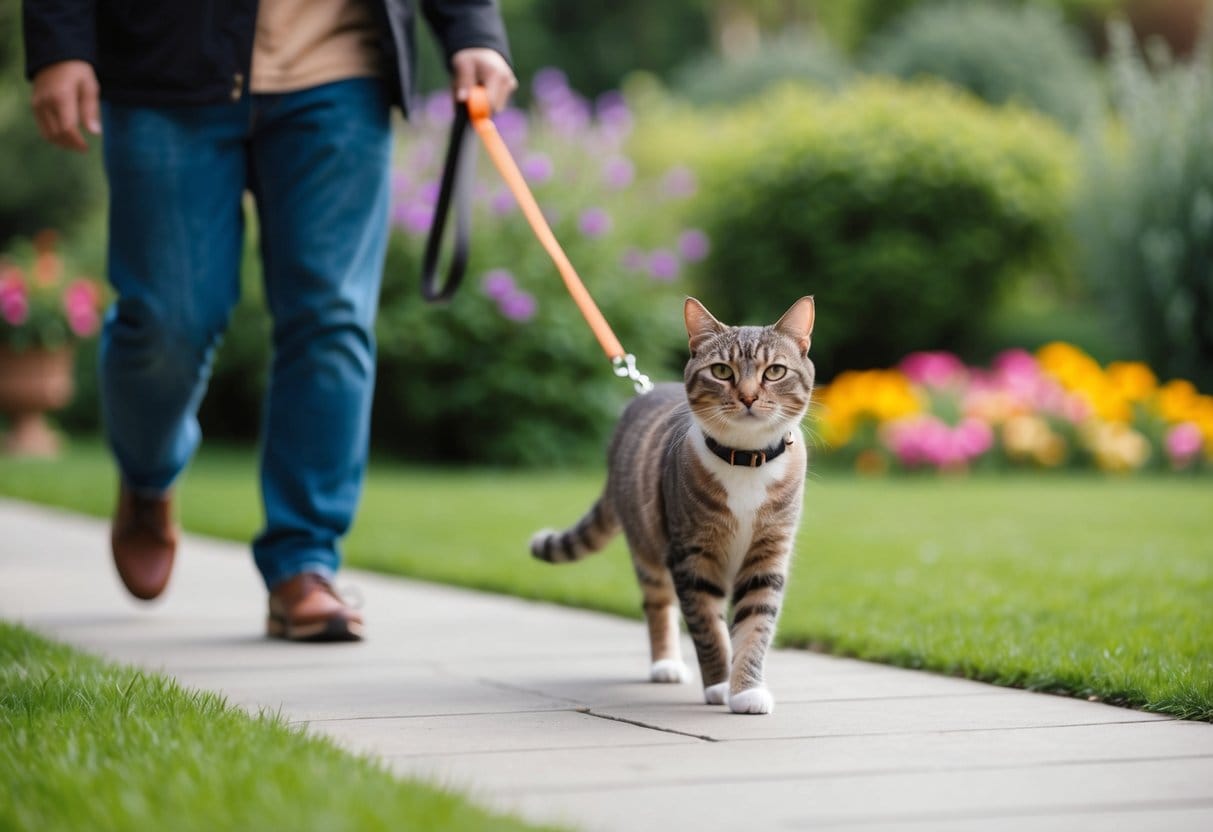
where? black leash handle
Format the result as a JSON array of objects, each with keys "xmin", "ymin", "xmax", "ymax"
[{"xmin": 420, "ymin": 104, "xmax": 476, "ymax": 303}]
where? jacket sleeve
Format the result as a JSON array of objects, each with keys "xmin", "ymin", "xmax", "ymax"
[
  {"xmin": 22, "ymin": 0, "xmax": 98, "ymax": 80},
  {"xmin": 421, "ymin": 0, "xmax": 511, "ymax": 66}
]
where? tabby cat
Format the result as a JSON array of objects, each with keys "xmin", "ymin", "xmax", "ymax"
[{"xmin": 531, "ymin": 296, "xmax": 815, "ymax": 714}]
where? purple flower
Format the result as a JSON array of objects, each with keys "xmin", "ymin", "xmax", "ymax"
[
  {"xmin": 544, "ymin": 96, "xmax": 591, "ymax": 136},
  {"xmin": 490, "ymin": 189, "xmax": 516, "ymax": 216},
  {"xmin": 390, "ymin": 171, "xmax": 412, "ymax": 198},
  {"xmin": 532, "ymin": 67, "xmax": 570, "ymax": 103},
  {"xmin": 499, "ymin": 290, "xmax": 537, "ymax": 322},
  {"xmin": 418, "ymin": 180, "xmax": 441, "ymax": 206},
  {"xmin": 677, "ymin": 229, "xmax": 711, "ymax": 262},
  {"xmin": 521, "ymin": 152, "xmax": 554, "ymax": 185},
  {"xmin": 595, "ymin": 91, "xmax": 633, "ymax": 137},
  {"xmin": 481, "ymin": 269, "xmax": 516, "ymax": 301},
  {"xmin": 661, "ymin": 165, "xmax": 697, "ymax": 198},
  {"xmin": 493, "ymin": 107, "xmax": 529, "ymax": 148},
  {"xmin": 647, "ymin": 249, "xmax": 680, "ymax": 282},
  {"xmin": 578, "ymin": 207, "xmax": 612, "ymax": 238},
  {"xmin": 602, "ymin": 156, "xmax": 635, "ymax": 190},
  {"xmin": 392, "ymin": 202, "xmax": 434, "ymax": 236},
  {"xmin": 424, "ymin": 91, "xmax": 454, "ymax": 124}
]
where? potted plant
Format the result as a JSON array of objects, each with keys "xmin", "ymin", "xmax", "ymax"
[{"xmin": 0, "ymin": 231, "xmax": 103, "ymax": 456}]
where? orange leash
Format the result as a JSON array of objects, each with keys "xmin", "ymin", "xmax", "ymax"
[{"xmin": 423, "ymin": 86, "xmax": 652, "ymax": 394}]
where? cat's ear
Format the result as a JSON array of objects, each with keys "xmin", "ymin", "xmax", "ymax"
[
  {"xmin": 685, "ymin": 297, "xmax": 727, "ymax": 356},
  {"xmin": 775, "ymin": 296, "xmax": 815, "ymax": 355}
]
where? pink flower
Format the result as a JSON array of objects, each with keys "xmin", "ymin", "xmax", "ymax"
[
  {"xmin": 0, "ymin": 268, "xmax": 28, "ymax": 326},
  {"xmin": 955, "ymin": 418, "xmax": 994, "ymax": 457},
  {"xmin": 1, "ymin": 293, "xmax": 28, "ymax": 326},
  {"xmin": 899, "ymin": 351, "xmax": 967, "ymax": 389},
  {"xmin": 392, "ymin": 202, "xmax": 434, "ymax": 236},
  {"xmin": 883, "ymin": 415, "xmax": 991, "ymax": 469},
  {"xmin": 1165, "ymin": 422, "xmax": 1203, "ymax": 469},
  {"xmin": 992, "ymin": 348, "xmax": 1039, "ymax": 381}
]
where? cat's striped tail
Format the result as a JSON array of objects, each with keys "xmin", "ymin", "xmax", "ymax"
[{"xmin": 530, "ymin": 497, "xmax": 620, "ymax": 563}]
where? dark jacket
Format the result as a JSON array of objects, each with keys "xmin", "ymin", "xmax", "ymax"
[{"xmin": 22, "ymin": 0, "xmax": 510, "ymax": 118}]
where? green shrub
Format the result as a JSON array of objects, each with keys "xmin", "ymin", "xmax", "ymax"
[
  {"xmin": 1072, "ymin": 22, "xmax": 1213, "ymax": 393},
  {"xmin": 672, "ymin": 30, "xmax": 853, "ymax": 105},
  {"xmin": 812, "ymin": 0, "xmax": 1122, "ymax": 52},
  {"xmin": 643, "ymin": 81, "xmax": 1074, "ymax": 376},
  {"xmin": 865, "ymin": 1, "xmax": 1101, "ymax": 131},
  {"xmin": 0, "ymin": 7, "xmax": 104, "ymax": 249}
]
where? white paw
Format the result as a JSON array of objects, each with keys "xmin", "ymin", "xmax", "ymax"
[
  {"xmin": 650, "ymin": 659, "xmax": 690, "ymax": 684},
  {"xmin": 704, "ymin": 681, "xmax": 729, "ymax": 705},
  {"xmin": 729, "ymin": 686, "xmax": 775, "ymax": 715}
]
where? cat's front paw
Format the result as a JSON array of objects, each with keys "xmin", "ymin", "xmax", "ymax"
[
  {"xmin": 704, "ymin": 681, "xmax": 729, "ymax": 705},
  {"xmin": 650, "ymin": 659, "xmax": 690, "ymax": 684},
  {"xmin": 728, "ymin": 686, "xmax": 775, "ymax": 715}
]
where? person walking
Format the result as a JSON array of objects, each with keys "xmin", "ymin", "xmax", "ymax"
[{"xmin": 23, "ymin": 0, "xmax": 515, "ymax": 641}]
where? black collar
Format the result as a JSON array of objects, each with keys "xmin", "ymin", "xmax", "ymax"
[{"xmin": 703, "ymin": 433, "xmax": 792, "ymax": 468}]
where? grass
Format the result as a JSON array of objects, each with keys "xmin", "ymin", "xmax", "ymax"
[
  {"xmin": 0, "ymin": 622, "xmax": 555, "ymax": 832},
  {"xmin": 3, "ymin": 440, "xmax": 1211, "ymax": 722}
]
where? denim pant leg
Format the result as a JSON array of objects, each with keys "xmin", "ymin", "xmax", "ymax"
[
  {"xmin": 247, "ymin": 80, "xmax": 392, "ymax": 589},
  {"xmin": 100, "ymin": 103, "xmax": 248, "ymax": 495}
]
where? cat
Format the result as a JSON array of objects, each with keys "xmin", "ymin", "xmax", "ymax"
[{"xmin": 530, "ymin": 296, "xmax": 815, "ymax": 714}]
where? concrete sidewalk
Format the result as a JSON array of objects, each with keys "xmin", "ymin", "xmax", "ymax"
[{"xmin": 2, "ymin": 498, "xmax": 1211, "ymax": 831}]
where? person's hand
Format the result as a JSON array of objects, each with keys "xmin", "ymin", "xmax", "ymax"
[
  {"xmin": 450, "ymin": 48, "xmax": 517, "ymax": 113},
  {"xmin": 31, "ymin": 60, "xmax": 101, "ymax": 153}
]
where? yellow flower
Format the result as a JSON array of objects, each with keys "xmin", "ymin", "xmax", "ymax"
[
  {"xmin": 1155, "ymin": 379, "xmax": 1201, "ymax": 424},
  {"xmin": 1002, "ymin": 415, "xmax": 1066, "ymax": 467},
  {"xmin": 1082, "ymin": 422, "xmax": 1151, "ymax": 472},
  {"xmin": 1105, "ymin": 361, "xmax": 1157, "ymax": 402},
  {"xmin": 1037, "ymin": 342, "xmax": 1103, "ymax": 391}
]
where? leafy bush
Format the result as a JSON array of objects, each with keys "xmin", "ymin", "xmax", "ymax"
[
  {"xmin": 865, "ymin": 1, "xmax": 1100, "ymax": 131},
  {"xmin": 1072, "ymin": 22, "xmax": 1213, "ymax": 394},
  {"xmin": 372, "ymin": 74, "xmax": 699, "ymax": 465},
  {"xmin": 812, "ymin": 0, "xmax": 1122, "ymax": 52},
  {"xmin": 638, "ymin": 81, "xmax": 1075, "ymax": 377},
  {"xmin": 672, "ymin": 30, "xmax": 853, "ymax": 105},
  {"xmin": 0, "ymin": 7, "xmax": 105, "ymax": 250}
]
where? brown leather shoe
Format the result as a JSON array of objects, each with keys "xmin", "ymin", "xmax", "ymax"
[
  {"xmin": 111, "ymin": 485, "xmax": 178, "ymax": 601},
  {"xmin": 267, "ymin": 573, "xmax": 363, "ymax": 642}
]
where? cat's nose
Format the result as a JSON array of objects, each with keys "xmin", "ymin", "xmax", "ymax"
[{"xmin": 738, "ymin": 393, "xmax": 758, "ymax": 408}]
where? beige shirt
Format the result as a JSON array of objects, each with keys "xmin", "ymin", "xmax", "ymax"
[{"xmin": 250, "ymin": 0, "xmax": 384, "ymax": 93}]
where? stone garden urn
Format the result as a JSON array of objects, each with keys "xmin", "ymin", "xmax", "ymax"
[{"xmin": 0, "ymin": 345, "xmax": 75, "ymax": 457}]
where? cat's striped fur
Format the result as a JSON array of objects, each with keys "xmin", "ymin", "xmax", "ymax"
[{"xmin": 531, "ymin": 297, "xmax": 815, "ymax": 714}]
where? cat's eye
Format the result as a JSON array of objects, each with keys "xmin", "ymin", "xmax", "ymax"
[
  {"xmin": 709, "ymin": 363, "xmax": 734, "ymax": 380},
  {"xmin": 764, "ymin": 364, "xmax": 788, "ymax": 381}
]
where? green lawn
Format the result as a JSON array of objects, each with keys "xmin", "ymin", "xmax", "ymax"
[
  {"xmin": 0, "ymin": 622, "xmax": 554, "ymax": 832},
  {"xmin": 3, "ymin": 440, "xmax": 1211, "ymax": 721}
]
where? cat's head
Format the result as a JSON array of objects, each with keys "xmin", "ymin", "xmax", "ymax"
[{"xmin": 682, "ymin": 297, "xmax": 816, "ymax": 448}]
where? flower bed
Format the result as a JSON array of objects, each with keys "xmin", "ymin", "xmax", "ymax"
[
  {"xmin": 813, "ymin": 344, "xmax": 1213, "ymax": 474},
  {"xmin": 0, "ymin": 232, "xmax": 103, "ymax": 350}
]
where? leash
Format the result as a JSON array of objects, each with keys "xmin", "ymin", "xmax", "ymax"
[{"xmin": 421, "ymin": 86, "xmax": 653, "ymax": 394}]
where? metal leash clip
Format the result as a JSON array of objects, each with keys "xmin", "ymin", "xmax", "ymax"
[{"xmin": 612, "ymin": 354, "xmax": 654, "ymax": 395}]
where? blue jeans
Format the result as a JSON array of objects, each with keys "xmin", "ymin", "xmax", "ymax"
[{"xmin": 100, "ymin": 79, "xmax": 392, "ymax": 590}]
